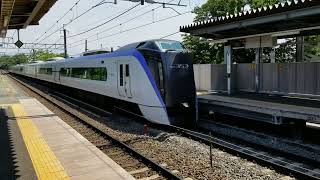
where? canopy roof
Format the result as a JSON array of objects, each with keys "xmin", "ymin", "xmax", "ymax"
[
  {"xmin": 180, "ymin": 0, "xmax": 320, "ymax": 41},
  {"xmin": 0, "ymin": 0, "xmax": 57, "ymax": 37}
]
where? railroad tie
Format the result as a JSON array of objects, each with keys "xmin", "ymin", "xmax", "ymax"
[
  {"xmin": 129, "ymin": 167, "xmax": 149, "ymax": 175},
  {"xmin": 138, "ymin": 174, "xmax": 160, "ymax": 180}
]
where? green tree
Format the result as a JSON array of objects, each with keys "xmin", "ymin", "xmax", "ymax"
[
  {"xmin": 0, "ymin": 50, "xmax": 63, "ymax": 69},
  {"xmin": 249, "ymin": 0, "xmax": 280, "ymax": 8},
  {"xmin": 193, "ymin": 0, "xmax": 246, "ymax": 22},
  {"xmin": 0, "ymin": 53, "xmax": 29, "ymax": 69},
  {"xmin": 304, "ymin": 35, "xmax": 320, "ymax": 61},
  {"xmin": 182, "ymin": 0, "xmax": 286, "ymax": 64},
  {"xmin": 183, "ymin": 0, "xmax": 248, "ymax": 64},
  {"xmin": 31, "ymin": 50, "xmax": 64, "ymax": 61}
]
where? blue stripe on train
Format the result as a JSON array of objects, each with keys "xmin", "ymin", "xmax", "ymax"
[{"xmin": 71, "ymin": 49, "xmax": 166, "ymax": 108}]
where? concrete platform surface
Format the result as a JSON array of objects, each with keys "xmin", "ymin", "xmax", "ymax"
[
  {"xmin": 199, "ymin": 93, "xmax": 320, "ymax": 123},
  {"xmin": 0, "ymin": 73, "xmax": 135, "ymax": 180}
]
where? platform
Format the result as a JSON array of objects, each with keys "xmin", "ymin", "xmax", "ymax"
[
  {"xmin": 198, "ymin": 93, "xmax": 320, "ymax": 124},
  {"xmin": 0, "ymin": 73, "xmax": 135, "ymax": 179}
]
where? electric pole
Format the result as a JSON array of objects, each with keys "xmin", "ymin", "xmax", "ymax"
[
  {"xmin": 85, "ymin": 40, "xmax": 88, "ymax": 52},
  {"xmin": 32, "ymin": 49, "xmax": 35, "ymax": 61},
  {"xmin": 63, "ymin": 25, "xmax": 68, "ymax": 58}
]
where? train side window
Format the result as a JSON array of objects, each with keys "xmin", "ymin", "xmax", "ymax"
[
  {"xmin": 60, "ymin": 68, "xmax": 66, "ymax": 76},
  {"xmin": 101, "ymin": 68, "xmax": 107, "ymax": 81},
  {"xmin": 39, "ymin": 68, "xmax": 52, "ymax": 75},
  {"xmin": 71, "ymin": 67, "xmax": 107, "ymax": 81},
  {"xmin": 87, "ymin": 67, "xmax": 107, "ymax": 81},
  {"xmin": 84, "ymin": 70, "xmax": 88, "ymax": 79},
  {"xmin": 158, "ymin": 62, "xmax": 164, "ymax": 93},
  {"xmin": 39, "ymin": 68, "xmax": 44, "ymax": 74},
  {"xmin": 125, "ymin": 64, "xmax": 129, "ymax": 77},
  {"xmin": 71, "ymin": 68, "xmax": 85, "ymax": 78},
  {"xmin": 120, "ymin": 64, "xmax": 123, "ymax": 86},
  {"xmin": 47, "ymin": 68, "xmax": 53, "ymax": 75},
  {"xmin": 67, "ymin": 68, "xmax": 71, "ymax": 76},
  {"xmin": 60, "ymin": 68, "xmax": 72, "ymax": 77}
]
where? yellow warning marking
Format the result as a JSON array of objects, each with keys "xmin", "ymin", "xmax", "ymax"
[
  {"xmin": 11, "ymin": 104, "xmax": 70, "ymax": 180},
  {"xmin": 0, "ymin": 104, "xmax": 14, "ymax": 107}
]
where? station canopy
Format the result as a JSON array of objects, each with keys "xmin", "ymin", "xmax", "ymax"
[
  {"xmin": 0, "ymin": 0, "xmax": 57, "ymax": 37},
  {"xmin": 180, "ymin": 0, "xmax": 320, "ymax": 42}
]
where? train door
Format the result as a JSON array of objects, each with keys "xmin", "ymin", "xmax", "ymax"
[{"xmin": 117, "ymin": 61, "xmax": 132, "ymax": 98}]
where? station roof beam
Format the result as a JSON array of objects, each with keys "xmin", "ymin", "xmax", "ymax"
[{"xmin": 0, "ymin": 0, "xmax": 57, "ymax": 37}]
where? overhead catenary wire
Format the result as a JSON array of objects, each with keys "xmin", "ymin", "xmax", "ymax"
[
  {"xmin": 68, "ymin": 8, "xmax": 157, "ymax": 45},
  {"xmin": 71, "ymin": 0, "xmax": 175, "ymax": 38},
  {"xmin": 160, "ymin": 31, "xmax": 180, "ymax": 39},
  {"xmin": 69, "ymin": 10, "xmax": 191, "ymax": 48},
  {"xmin": 33, "ymin": 0, "xmax": 82, "ymax": 44},
  {"xmin": 64, "ymin": 0, "xmax": 112, "ymax": 27},
  {"xmin": 4, "ymin": 30, "xmax": 17, "ymax": 54},
  {"xmin": 38, "ymin": 0, "xmax": 179, "ymax": 50},
  {"xmin": 75, "ymin": 1, "xmax": 155, "ymax": 32},
  {"xmin": 35, "ymin": 0, "xmax": 113, "ymax": 46},
  {"xmin": 29, "ymin": 0, "xmax": 187, "ymax": 53},
  {"xmin": 68, "ymin": 2, "xmax": 170, "ymax": 46},
  {"xmin": 68, "ymin": 3, "xmax": 140, "ymax": 38},
  {"xmin": 46, "ymin": 37, "xmax": 63, "ymax": 50}
]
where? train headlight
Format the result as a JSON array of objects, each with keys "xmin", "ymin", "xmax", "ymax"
[{"xmin": 182, "ymin": 102, "xmax": 189, "ymax": 108}]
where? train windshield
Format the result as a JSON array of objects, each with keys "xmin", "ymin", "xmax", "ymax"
[{"xmin": 156, "ymin": 40, "xmax": 184, "ymax": 52}]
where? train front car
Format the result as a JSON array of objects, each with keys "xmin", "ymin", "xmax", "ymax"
[{"xmin": 138, "ymin": 40, "xmax": 197, "ymax": 127}]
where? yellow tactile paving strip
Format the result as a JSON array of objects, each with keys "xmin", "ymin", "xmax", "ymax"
[{"xmin": 10, "ymin": 103, "xmax": 70, "ymax": 180}]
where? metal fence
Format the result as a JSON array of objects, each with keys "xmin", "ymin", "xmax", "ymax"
[{"xmin": 193, "ymin": 62, "xmax": 320, "ymax": 96}]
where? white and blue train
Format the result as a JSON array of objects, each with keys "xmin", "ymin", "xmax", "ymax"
[{"xmin": 9, "ymin": 39, "xmax": 197, "ymax": 126}]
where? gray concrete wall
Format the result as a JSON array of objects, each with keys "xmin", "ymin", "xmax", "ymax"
[{"xmin": 193, "ymin": 62, "xmax": 320, "ymax": 96}]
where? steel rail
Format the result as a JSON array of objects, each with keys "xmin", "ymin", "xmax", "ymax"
[
  {"xmin": 9, "ymin": 73, "xmax": 320, "ymax": 180},
  {"xmin": 8, "ymin": 74, "xmax": 182, "ymax": 180},
  {"xmin": 166, "ymin": 125, "xmax": 320, "ymax": 179}
]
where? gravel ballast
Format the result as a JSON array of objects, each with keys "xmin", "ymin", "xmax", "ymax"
[{"xmin": 12, "ymin": 76, "xmax": 293, "ymax": 180}]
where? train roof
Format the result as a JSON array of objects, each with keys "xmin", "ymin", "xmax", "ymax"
[
  {"xmin": 117, "ymin": 39, "xmax": 181, "ymax": 51},
  {"xmin": 82, "ymin": 49, "xmax": 111, "ymax": 56},
  {"xmin": 11, "ymin": 39, "xmax": 184, "ymax": 67},
  {"xmin": 46, "ymin": 57, "xmax": 65, "ymax": 61},
  {"xmin": 24, "ymin": 49, "xmax": 140, "ymax": 66}
]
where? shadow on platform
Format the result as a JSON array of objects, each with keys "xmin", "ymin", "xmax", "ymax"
[{"xmin": 0, "ymin": 108, "xmax": 20, "ymax": 180}]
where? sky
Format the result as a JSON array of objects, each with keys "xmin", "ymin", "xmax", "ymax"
[{"xmin": 3, "ymin": 0, "xmax": 207, "ymax": 56}]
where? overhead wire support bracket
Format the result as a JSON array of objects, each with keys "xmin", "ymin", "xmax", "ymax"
[
  {"xmin": 154, "ymin": 0, "xmax": 186, "ymax": 7},
  {"xmin": 123, "ymin": 0, "xmax": 186, "ymax": 7},
  {"xmin": 94, "ymin": 0, "xmax": 117, "ymax": 6},
  {"xmin": 162, "ymin": 3, "xmax": 181, "ymax": 15}
]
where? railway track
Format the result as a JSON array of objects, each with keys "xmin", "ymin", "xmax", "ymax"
[
  {"xmin": 8, "ymin": 73, "xmax": 182, "ymax": 180},
  {"xmin": 198, "ymin": 118, "xmax": 320, "ymax": 164},
  {"xmin": 9, "ymin": 73, "xmax": 320, "ymax": 179},
  {"xmin": 172, "ymin": 125, "xmax": 320, "ymax": 179}
]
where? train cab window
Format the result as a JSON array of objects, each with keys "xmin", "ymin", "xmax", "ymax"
[
  {"xmin": 140, "ymin": 50, "xmax": 165, "ymax": 97},
  {"xmin": 155, "ymin": 40, "xmax": 184, "ymax": 51}
]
